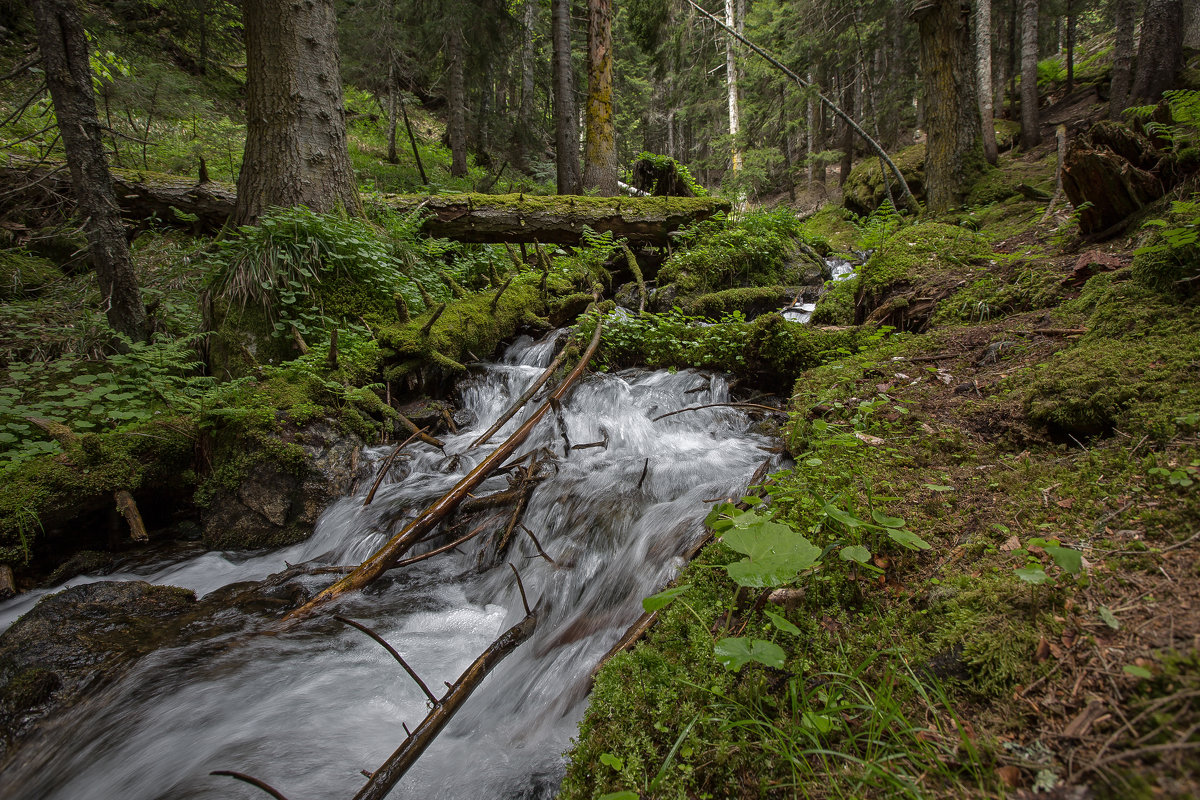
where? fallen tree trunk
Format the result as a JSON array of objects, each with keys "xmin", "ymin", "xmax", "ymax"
[
  {"xmin": 281, "ymin": 320, "xmax": 603, "ymax": 623},
  {"xmin": 1, "ymin": 164, "xmax": 729, "ymax": 244}
]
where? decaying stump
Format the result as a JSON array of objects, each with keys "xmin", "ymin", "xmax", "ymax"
[
  {"xmin": 1062, "ymin": 121, "xmax": 1167, "ymax": 236},
  {"xmin": 630, "ymin": 155, "xmax": 697, "ymax": 197}
]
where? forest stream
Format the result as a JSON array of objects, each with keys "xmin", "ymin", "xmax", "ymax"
[{"xmin": 0, "ymin": 330, "xmax": 777, "ymax": 800}]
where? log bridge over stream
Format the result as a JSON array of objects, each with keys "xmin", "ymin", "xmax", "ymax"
[{"xmin": 2, "ymin": 165, "xmax": 731, "ymax": 245}]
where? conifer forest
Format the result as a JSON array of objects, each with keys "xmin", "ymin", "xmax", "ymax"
[{"xmin": 0, "ymin": 0, "xmax": 1198, "ymax": 797}]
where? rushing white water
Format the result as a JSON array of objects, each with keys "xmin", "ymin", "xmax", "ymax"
[{"xmin": 0, "ymin": 331, "xmax": 776, "ymax": 800}]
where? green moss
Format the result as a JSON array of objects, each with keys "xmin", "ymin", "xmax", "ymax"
[
  {"xmin": 381, "ymin": 192, "xmax": 730, "ymax": 218},
  {"xmin": 681, "ymin": 285, "xmax": 794, "ymax": 319},
  {"xmin": 966, "ymin": 166, "xmax": 1020, "ymax": 206},
  {"xmin": 798, "ymin": 205, "xmax": 856, "ymax": 253},
  {"xmin": 1131, "ymin": 229, "xmax": 1200, "ymax": 296},
  {"xmin": 810, "ymin": 277, "xmax": 858, "ymax": 325},
  {"xmin": 0, "ymin": 251, "xmax": 63, "ymax": 300},
  {"xmin": 859, "ymin": 222, "xmax": 991, "ymax": 304},
  {"xmin": 843, "ymin": 143, "xmax": 926, "ymax": 216}
]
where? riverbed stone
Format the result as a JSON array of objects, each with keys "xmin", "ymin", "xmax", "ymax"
[{"xmin": 201, "ymin": 419, "xmax": 364, "ymax": 551}]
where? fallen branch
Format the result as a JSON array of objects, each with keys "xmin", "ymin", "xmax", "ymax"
[
  {"xmin": 469, "ymin": 339, "xmax": 569, "ymax": 449},
  {"xmin": 396, "ymin": 413, "xmax": 444, "ymax": 449},
  {"xmin": 334, "ymin": 615, "xmax": 439, "ymax": 706},
  {"xmin": 210, "ymin": 771, "xmax": 292, "ymax": 800},
  {"xmin": 419, "ymin": 303, "xmax": 446, "ymax": 336},
  {"xmin": 282, "ymin": 320, "xmax": 602, "ymax": 623},
  {"xmin": 652, "ymin": 402, "xmax": 785, "ymax": 422},
  {"xmin": 490, "ymin": 276, "xmax": 513, "ymax": 310},
  {"xmin": 352, "ymin": 604, "xmax": 538, "ymax": 800},
  {"xmin": 521, "ymin": 525, "xmax": 557, "ymax": 566},
  {"xmin": 363, "ymin": 428, "xmax": 427, "ymax": 507},
  {"xmin": 114, "ymin": 490, "xmax": 148, "ymax": 542},
  {"xmin": 1013, "ymin": 327, "xmax": 1088, "ymax": 337}
]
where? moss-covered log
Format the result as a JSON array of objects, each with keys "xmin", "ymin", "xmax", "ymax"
[{"xmin": 1, "ymin": 165, "xmax": 729, "ymax": 244}]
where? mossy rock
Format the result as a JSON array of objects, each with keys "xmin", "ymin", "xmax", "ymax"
[
  {"xmin": 856, "ymin": 222, "xmax": 991, "ymax": 322},
  {"xmin": 204, "ymin": 296, "xmax": 302, "ymax": 381},
  {"xmin": 993, "ymin": 119, "xmax": 1022, "ymax": 151},
  {"xmin": 0, "ymin": 251, "xmax": 63, "ymax": 300},
  {"xmin": 1131, "ymin": 227, "xmax": 1200, "ymax": 296},
  {"xmin": 810, "ymin": 277, "xmax": 858, "ymax": 325},
  {"xmin": 682, "ymin": 285, "xmax": 802, "ymax": 319},
  {"xmin": 843, "ymin": 143, "xmax": 926, "ymax": 217},
  {"xmin": 967, "ymin": 166, "xmax": 1020, "ymax": 206}
]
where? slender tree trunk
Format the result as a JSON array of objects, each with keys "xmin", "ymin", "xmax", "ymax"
[
  {"xmin": 551, "ymin": 0, "xmax": 581, "ymax": 194},
  {"xmin": 1131, "ymin": 0, "xmax": 1185, "ymax": 103},
  {"xmin": 839, "ymin": 71, "xmax": 853, "ymax": 188},
  {"xmin": 386, "ymin": 63, "xmax": 399, "ymax": 164},
  {"xmin": 724, "ymin": 0, "xmax": 742, "ymax": 177},
  {"xmin": 915, "ymin": 0, "xmax": 985, "ymax": 211},
  {"xmin": 583, "ymin": 0, "xmax": 618, "ymax": 195},
  {"xmin": 806, "ymin": 70, "xmax": 815, "ymax": 188},
  {"xmin": 977, "ymin": 0, "xmax": 999, "ymax": 164},
  {"xmin": 234, "ymin": 0, "xmax": 360, "ymax": 224},
  {"xmin": 1009, "ymin": 0, "xmax": 1019, "ymax": 121},
  {"xmin": 1020, "ymin": 0, "xmax": 1041, "ymax": 149},
  {"xmin": 1065, "ymin": 0, "xmax": 1075, "ymax": 93},
  {"xmin": 399, "ymin": 96, "xmax": 428, "ymax": 185},
  {"xmin": 1110, "ymin": 0, "xmax": 1137, "ymax": 117},
  {"xmin": 518, "ymin": 0, "xmax": 536, "ymax": 167},
  {"xmin": 31, "ymin": 0, "xmax": 148, "ymax": 342},
  {"xmin": 447, "ymin": 23, "xmax": 468, "ymax": 177}
]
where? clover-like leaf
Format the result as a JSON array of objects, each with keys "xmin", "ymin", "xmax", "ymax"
[{"xmin": 714, "ymin": 637, "xmax": 786, "ymax": 672}]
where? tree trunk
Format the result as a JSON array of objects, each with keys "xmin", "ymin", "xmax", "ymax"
[
  {"xmin": 806, "ymin": 71, "xmax": 816, "ymax": 188},
  {"xmin": 724, "ymin": 0, "xmax": 742, "ymax": 178},
  {"xmin": 386, "ymin": 63, "xmax": 399, "ymax": 164},
  {"xmin": 583, "ymin": 0, "xmax": 618, "ymax": 195},
  {"xmin": 1110, "ymin": 0, "xmax": 1137, "ymax": 118},
  {"xmin": 551, "ymin": 0, "xmax": 581, "ymax": 194},
  {"xmin": 1065, "ymin": 0, "xmax": 1075, "ymax": 93},
  {"xmin": 915, "ymin": 0, "xmax": 985, "ymax": 212},
  {"xmin": 1131, "ymin": 0, "xmax": 1185, "ymax": 104},
  {"xmin": 518, "ymin": 0, "xmax": 536, "ymax": 168},
  {"xmin": 447, "ymin": 22, "xmax": 469, "ymax": 178},
  {"xmin": 1020, "ymin": 0, "xmax": 1041, "ymax": 149},
  {"xmin": 977, "ymin": 0, "xmax": 999, "ymax": 164},
  {"xmin": 31, "ymin": 0, "xmax": 149, "ymax": 343},
  {"xmin": 234, "ymin": 0, "xmax": 360, "ymax": 225},
  {"xmin": 839, "ymin": 71, "xmax": 853, "ymax": 188}
]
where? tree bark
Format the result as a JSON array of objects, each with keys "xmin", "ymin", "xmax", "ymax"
[
  {"xmin": 583, "ymin": 0, "xmax": 618, "ymax": 195},
  {"xmin": 724, "ymin": 0, "xmax": 742, "ymax": 178},
  {"xmin": 30, "ymin": 0, "xmax": 149, "ymax": 343},
  {"xmin": 386, "ymin": 62, "xmax": 399, "ymax": 164},
  {"xmin": 552, "ymin": 0, "xmax": 581, "ymax": 194},
  {"xmin": 1110, "ymin": 0, "xmax": 1137, "ymax": 118},
  {"xmin": 1131, "ymin": 0, "xmax": 1185, "ymax": 104},
  {"xmin": 839, "ymin": 71, "xmax": 854, "ymax": 188},
  {"xmin": 517, "ymin": 0, "xmax": 537, "ymax": 168},
  {"xmin": 447, "ymin": 22, "xmax": 469, "ymax": 178},
  {"xmin": 1020, "ymin": 0, "xmax": 1041, "ymax": 149},
  {"xmin": 977, "ymin": 0, "xmax": 999, "ymax": 164},
  {"xmin": 915, "ymin": 0, "xmax": 985, "ymax": 212},
  {"xmin": 234, "ymin": 0, "xmax": 360, "ymax": 224},
  {"xmin": 1065, "ymin": 0, "xmax": 1075, "ymax": 93}
]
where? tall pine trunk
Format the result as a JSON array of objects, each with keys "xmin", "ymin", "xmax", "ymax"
[
  {"xmin": 977, "ymin": 0, "xmax": 998, "ymax": 164},
  {"xmin": 1110, "ymin": 0, "xmax": 1137, "ymax": 117},
  {"xmin": 1019, "ymin": 0, "xmax": 1041, "ymax": 149},
  {"xmin": 551, "ymin": 0, "xmax": 581, "ymax": 194},
  {"xmin": 583, "ymin": 0, "xmax": 617, "ymax": 195},
  {"xmin": 517, "ymin": 0, "xmax": 536, "ymax": 168},
  {"xmin": 1131, "ymin": 0, "xmax": 1185, "ymax": 104},
  {"xmin": 915, "ymin": 0, "xmax": 985, "ymax": 211},
  {"xmin": 447, "ymin": 23, "xmax": 469, "ymax": 178},
  {"xmin": 724, "ymin": 0, "xmax": 742, "ymax": 177},
  {"xmin": 31, "ymin": 0, "xmax": 148, "ymax": 342},
  {"xmin": 235, "ymin": 0, "xmax": 360, "ymax": 224}
]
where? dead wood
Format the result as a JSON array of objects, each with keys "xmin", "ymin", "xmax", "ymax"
[
  {"xmin": 521, "ymin": 525, "xmax": 557, "ymax": 566},
  {"xmin": 351, "ymin": 607, "xmax": 538, "ymax": 800},
  {"xmin": 209, "ymin": 771, "xmax": 292, "ymax": 800},
  {"xmin": 396, "ymin": 413, "xmax": 444, "ymax": 449},
  {"xmin": 469, "ymin": 339, "xmax": 569, "ymax": 449},
  {"xmin": 25, "ymin": 416, "xmax": 75, "ymax": 446},
  {"xmin": 335, "ymin": 615, "xmax": 439, "ymax": 706},
  {"xmin": 281, "ymin": 320, "xmax": 602, "ymax": 624},
  {"xmin": 419, "ymin": 303, "xmax": 446, "ymax": 336},
  {"xmin": 490, "ymin": 276, "xmax": 513, "ymax": 310},
  {"xmin": 651, "ymin": 402, "xmax": 785, "ymax": 422},
  {"xmin": 114, "ymin": 490, "xmax": 148, "ymax": 542},
  {"xmin": 363, "ymin": 428, "xmax": 427, "ymax": 508}
]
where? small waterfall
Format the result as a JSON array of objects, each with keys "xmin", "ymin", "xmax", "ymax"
[{"xmin": 0, "ymin": 330, "xmax": 776, "ymax": 800}]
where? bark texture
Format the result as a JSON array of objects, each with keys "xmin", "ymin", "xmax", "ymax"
[
  {"xmin": 1110, "ymin": 0, "xmax": 1137, "ymax": 118},
  {"xmin": 552, "ymin": 0, "xmax": 581, "ymax": 194},
  {"xmin": 976, "ymin": 0, "xmax": 999, "ymax": 164},
  {"xmin": 583, "ymin": 0, "xmax": 618, "ymax": 195},
  {"xmin": 1019, "ymin": 0, "xmax": 1041, "ymax": 149},
  {"xmin": 724, "ymin": 0, "xmax": 742, "ymax": 176},
  {"xmin": 1062, "ymin": 121, "xmax": 1167, "ymax": 236},
  {"xmin": 446, "ymin": 22, "xmax": 469, "ymax": 178},
  {"xmin": 234, "ymin": 0, "xmax": 360, "ymax": 224},
  {"xmin": 915, "ymin": 0, "xmax": 985, "ymax": 212},
  {"xmin": 30, "ymin": 0, "xmax": 149, "ymax": 342},
  {"xmin": 1131, "ymin": 0, "xmax": 1185, "ymax": 104}
]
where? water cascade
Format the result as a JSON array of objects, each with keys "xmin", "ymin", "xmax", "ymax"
[{"xmin": 0, "ymin": 330, "xmax": 776, "ymax": 800}]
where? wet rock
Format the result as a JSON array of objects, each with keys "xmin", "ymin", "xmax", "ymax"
[
  {"xmin": 0, "ymin": 581, "xmax": 196, "ymax": 757},
  {"xmin": 201, "ymin": 419, "xmax": 365, "ymax": 550},
  {"xmin": 46, "ymin": 550, "xmax": 114, "ymax": 585}
]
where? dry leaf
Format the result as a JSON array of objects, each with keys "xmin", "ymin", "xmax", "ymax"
[
  {"xmin": 1035, "ymin": 636, "xmax": 1052, "ymax": 662},
  {"xmin": 997, "ymin": 765, "xmax": 1023, "ymax": 788},
  {"xmin": 1001, "ymin": 535, "xmax": 1021, "ymax": 552}
]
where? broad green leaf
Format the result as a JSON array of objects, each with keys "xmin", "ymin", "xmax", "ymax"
[
  {"xmin": 923, "ymin": 484, "xmax": 955, "ymax": 492},
  {"xmin": 765, "ymin": 609, "xmax": 801, "ymax": 635},
  {"xmin": 801, "ymin": 712, "xmax": 835, "ymax": 733},
  {"xmin": 887, "ymin": 529, "xmax": 931, "ymax": 551},
  {"xmin": 1099, "ymin": 606, "xmax": 1120, "ymax": 630},
  {"xmin": 822, "ymin": 503, "xmax": 867, "ymax": 529},
  {"xmin": 642, "ymin": 584, "xmax": 691, "ymax": 613},
  {"xmin": 714, "ymin": 637, "xmax": 786, "ymax": 672},
  {"xmin": 70, "ymin": 374, "xmax": 98, "ymax": 385},
  {"xmin": 599, "ymin": 753, "xmax": 624, "ymax": 771},
  {"xmin": 1045, "ymin": 545, "xmax": 1082, "ymax": 575},
  {"xmin": 840, "ymin": 544, "xmax": 872, "ymax": 564},
  {"xmin": 871, "ymin": 510, "xmax": 906, "ymax": 528},
  {"xmin": 723, "ymin": 520, "xmax": 820, "ymax": 588},
  {"xmin": 1015, "ymin": 566, "xmax": 1050, "ymax": 585},
  {"xmin": 1123, "ymin": 665, "xmax": 1153, "ymax": 679}
]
